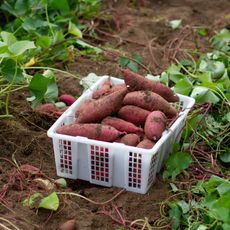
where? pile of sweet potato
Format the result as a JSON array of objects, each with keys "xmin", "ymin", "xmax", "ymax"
[{"xmin": 56, "ymin": 69, "xmax": 180, "ymax": 149}]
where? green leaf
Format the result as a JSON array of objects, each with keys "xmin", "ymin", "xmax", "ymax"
[
  {"xmin": 209, "ymin": 193, "xmax": 230, "ymax": 223},
  {"xmin": 170, "ymin": 183, "xmax": 179, "ymax": 192},
  {"xmin": 198, "ymin": 72, "xmax": 212, "ymax": 83},
  {"xmin": 168, "ymin": 202, "xmax": 182, "ymax": 230},
  {"xmin": 127, "ymin": 61, "xmax": 139, "ymax": 72},
  {"xmin": 177, "ymin": 200, "xmax": 189, "ymax": 214},
  {"xmin": 49, "ymin": 0, "xmax": 70, "ymax": 15},
  {"xmin": 168, "ymin": 19, "xmax": 182, "ymax": 30},
  {"xmin": 44, "ymin": 76, "xmax": 58, "ymax": 103},
  {"xmin": 22, "ymin": 16, "xmax": 53, "ymax": 31},
  {"xmin": 0, "ymin": 31, "xmax": 17, "ymax": 45},
  {"xmin": 163, "ymin": 151, "xmax": 193, "ymax": 181},
  {"xmin": 55, "ymin": 178, "xmax": 67, "ymax": 188},
  {"xmin": 28, "ymin": 73, "xmax": 58, "ymax": 108},
  {"xmin": 8, "ymin": 40, "xmax": 36, "ymax": 56},
  {"xmin": 203, "ymin": 175, "xmax": 226, "ymax": 194},
  {"xmin": 199, "ymin": 60, "xmax": 225, "ymax": 80},
  {"xmin": 14, "ymin": 0, "xmax": 30, "ymax": 16},
  {"xmin": 131, "ymin": 51, "xmax": 144, "ymax": 64},
  {"xmin": 198, "ymin": 27, "xmax": 208, "ymax": 37},
  {"xmin": 160, "ymin": 72, "xmax": 169, "ymax": 85},
  {"xmin": 220, "ymin": 152, "xmax": 230, "ymax": 163},
  {"xmin": 190, "ymin": 86, "xmax": 220, "ymax": 104},
  {"xmin": 75, "ymin": 40, "xmax": 102, "ymax": 54},
  {"xmin": 174, "ymin": 77, "xmax": 193, "ymax": 95},
  {"xmin": 211, "ymin": 29, "xmax": 230, "ymax": 52},
  {"xmin": 38, "ymin": 192, "xmax": 59, "ymax": 211},
  {"xmin": 223, "ymin": 223, "xmax": 230, "ymax": 230},
  {"xmin": 22, "ymin": 192, "xmax": 43, "ymax": 209},
  {"xmin": 36, "ymin": 36, "xmax": 52, "ymax": 49},
  {"xmin": 29, "ymin": 74, "xmax": 50, "ymax": 100},
  {"xmin": 180, "ymin": 59, "xmax": 194, "ymax": 67},
  {"xmin": 68, "ymin": 21, "xmax": 82, "ymax": 38},
  {"xmin": 118, "ymin": 56, "xmax": 130, "ymax": 67},
  {"xmin": 167, "ymin": 64, "xmax": 184, "ymax": 83},
  {"xmin": 217, "ymin": 181, "xmax": 230, "ymax": 196},
  {"xmin": 197, "ymin": 225, "xmax": 208, "ymax": 230},
  {"xmin": 1, "ymin": 59, "xmax": 24, "ymax": 83},
  {"xmin": 53, "ymin": 30, "xmax": 65, "ymax": 44}
]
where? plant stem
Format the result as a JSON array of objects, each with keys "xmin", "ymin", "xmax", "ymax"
[{"xmin": 24, "ymin": 66, "xmax": 80, "ymax": 79}]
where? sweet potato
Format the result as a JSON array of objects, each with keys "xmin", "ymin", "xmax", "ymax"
[
  {"xmin": 101, "ymin": 116, "xmax": 143, "ymax": 134},
  {"xmin": 120, "ymin": 133, "xmax": 140, "ymax": 146},
  {"xmin": 136, "ymin": 138, "xmax": 155, "ymax": 149},
  {"xmin": 109, "ymin": 83, "xmax": 127, "ymax": 94},
  {"xmin": 121, "ymin": 68, "xmax": 179, "ymax": 102},
  {"xmin": 118, "ymin": 105, "xmax": 150, "ymax": 126},
  {"xmin": 144, "ymin": 111, "xmax": 167, "ymax": 141},
  {"xmin": 76, "ymin": 87, "xmax": 127, "ymax": 123},
  {"xmin": 92, "ymin": 77, "xmax": 112, "ymax": 99},
  {"xmin": 123, "ymin": 90, "xmax": 177, "ymax": 118},
  {"xmin": 56, "ymin": 123, "xmax": 123, "ymax": 142},
  {"xmin": 35, "ymin": 103, "xmax": 58, "ymax": 113},
  {"xmin": 59, "ymin": 94, "xmax": 76, "ymax": 106}
]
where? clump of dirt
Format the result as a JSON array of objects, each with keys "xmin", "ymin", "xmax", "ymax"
[{"xmin": 0, "ymin": 0, "xmax": 230, "ymax": 229}]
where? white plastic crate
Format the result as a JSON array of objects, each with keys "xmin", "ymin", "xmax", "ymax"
[{"xmin": 47, "ymin": 76, "xmax": 195, "ymax": 194}]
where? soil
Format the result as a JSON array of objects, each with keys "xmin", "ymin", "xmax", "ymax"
[{"xmin": 0, "ymin": 0, "xmax": 230, "ymax": 229}]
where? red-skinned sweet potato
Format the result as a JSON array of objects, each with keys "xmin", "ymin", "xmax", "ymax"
[
  {"xmin": 92, "ymin": 77, "xmax": 112, "ymax": 99},
  {"xmin": 118, "ymin": 105, "xmax": 150, "ymax": 126},
  {"xmin": 121, "ymin": 68, "xmax": 179, "ymax": 102},
  {"xmin": 136, "ymin": 138, "xmax": 155, "ymax": 149},
  {"xmin": 56, "ymin": 123, "xmax": 123, "ymax": 142},
  {"xmin": 101, "ymin": 116, "xmax": 143, "ymax": 134},
  {"xmin": 123, "ymin": 90, "xmax": 177, "ymax": 118},
  {"xmin": 76, "ymin": 87, "xmax": 127, "ymax": 123},
  {"xmin": 144, "ymin": 111, "xmax": 167, "ymax": 141},
  {"xmin": 59, "ymin": 94, "xmax": 76, "ymax": 106},
  {"xmin": 120, "ymin": 133, "xmax": 140, "ymax": 146}
]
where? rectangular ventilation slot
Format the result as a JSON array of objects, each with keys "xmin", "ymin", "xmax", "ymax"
[
  {"xmin": 128, "ymin": 152, "xmax": 142, "ymax": 189},
  {"xmin": 147, "ymin": 154, "xmax": 158, "ymax": 187},
  {"xmin": 59, "ymin": 140, "xmax": 73, "ymax": 174},
  {"xmin": 90, "ymin": 145, "xmax": 109, "ymax": 182}
]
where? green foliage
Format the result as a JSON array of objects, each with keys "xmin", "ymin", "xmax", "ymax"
[
  {"xmin": 23, "ymin": 192, "xmax": 59, "ymax": 211},
  {"xmin": 28, "ymin": 70, "xmax": 58, "ymax": 108},
  {"xmin": 160, "ymin": 28, "xmax": 230, "ymax": 230},
  {"xmin": 163, "ymin": 145, "xmax": 193, "ymax": 181},
  {"xmin": 211, "ymin": 29, "xmax": 230, "ymax": 53},
  {"xmin": 118, "ymin": 52, "xmax": 144, "ymax": 72},
  {"xmin": 0, "ymin": 0, "xmax": 102, "ymax": 65},
  {"xmin": 165, "ymin": 176, "xmax": 230, "ymax": 230}
]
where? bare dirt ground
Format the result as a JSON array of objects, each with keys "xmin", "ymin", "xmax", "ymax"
[{"xmin": 0, "ymin": 0, "xmax": 229, "ymax": 229}]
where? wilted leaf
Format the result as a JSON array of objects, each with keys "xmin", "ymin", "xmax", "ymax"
[
  {"xmin": 168, "ymin": 19, "xmax": 182, "ymax": 29},
  {"xmin": 23, "ymin": 193, "xmax": 43, "ymax": 209}
]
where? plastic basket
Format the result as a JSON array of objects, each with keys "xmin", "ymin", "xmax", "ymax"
[{"xmin": 47, "ymin": 76, "xmax": 195, "ymax": 194}]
